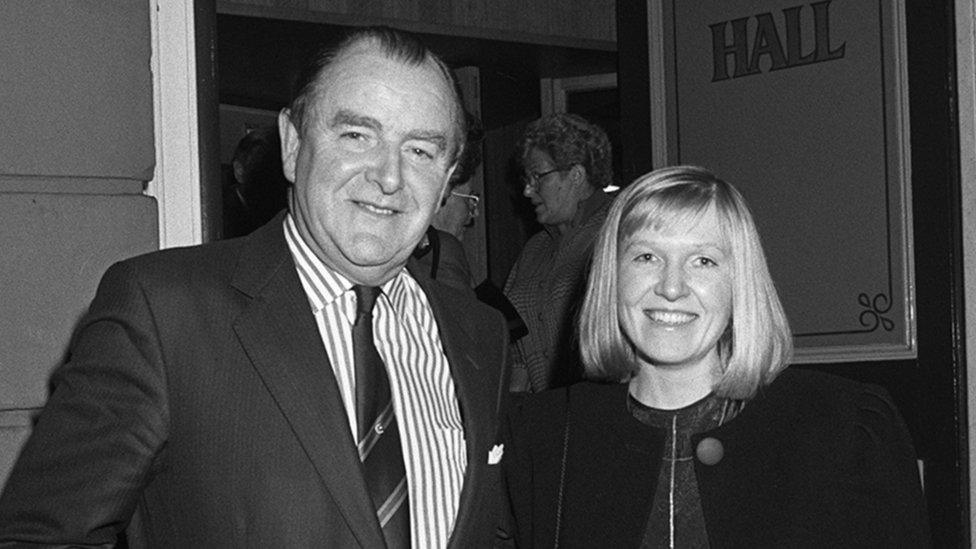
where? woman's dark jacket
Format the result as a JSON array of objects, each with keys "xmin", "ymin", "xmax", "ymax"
[{"xmin": 501, "ymin": 368, "xmax": 930, "ymax": 548}]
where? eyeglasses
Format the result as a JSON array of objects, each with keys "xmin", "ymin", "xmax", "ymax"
[
  {"xmin": 522, "ymin": 168, "xmax": 561, "ymax": 191},
  {"xmin": 450, "ymin": 191, "xmax": 480, "ymax": 208}
]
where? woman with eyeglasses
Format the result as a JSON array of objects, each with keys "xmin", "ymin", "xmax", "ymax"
[{"xmin": 503, "ymin": 113, "xmax": 616, "ymax": 393}]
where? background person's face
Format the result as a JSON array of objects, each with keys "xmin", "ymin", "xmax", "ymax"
[
  {"xmin": 432, "ymin": 181, "xmax": 477, "ymax": 240},
  {"xmin": 281, "ymin": 44, "xmax": 458, "ymax": 285},
  {"xmin": 616, "ymin": 207, "xmax": 733, "ymax": 377},
  {"xmin": 522, "ymin": 148, "xmax": 580, "ymax": 228}
]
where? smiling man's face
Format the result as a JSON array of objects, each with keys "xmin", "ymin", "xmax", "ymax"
[{"xmin": 280, "ymin": 41, "xmax": 459, "ymax": 285}]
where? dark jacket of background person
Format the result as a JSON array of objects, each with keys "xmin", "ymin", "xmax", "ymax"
[
  {"xmin": 0, "ymin": 215, "xmax": 509, "ymax": 547},
  {"xmin": 503, "ymin": 190, "xmax": 612, "ymax": 391},
  {"xmin": 501, "ymin": 369, "xmax": 931, "ymax": 548},
  {"xmin": 412, "ymin": 225, "xmax": 476, "ymax": 294}
]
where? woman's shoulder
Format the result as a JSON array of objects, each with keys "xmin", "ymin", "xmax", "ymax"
[
  {"xmin": 761, "ymin": 368, "xmax": 897, "ymax": 411},
  {"xmin": 747, "ymin": 368, "xmax": 911, "ymax": 445}
]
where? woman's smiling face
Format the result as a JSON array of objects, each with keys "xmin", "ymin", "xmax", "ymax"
[{"xmin": 616, "ymin": 205, "xmax": 733, "ymax": 376}]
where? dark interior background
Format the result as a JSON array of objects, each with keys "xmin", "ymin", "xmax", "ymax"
[{"xmin": 211, "ymin": 5, "xmax": 968, "ymax": 546}]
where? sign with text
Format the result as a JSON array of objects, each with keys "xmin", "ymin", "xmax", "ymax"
[{"xmin": 655, "ymin": 0, "xmax": 914, "ymax": 362}]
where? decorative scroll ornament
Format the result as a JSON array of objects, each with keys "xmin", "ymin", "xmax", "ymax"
[{"xmin": 858, "ymin": 292, "xmax": 894, "ymax": 332}]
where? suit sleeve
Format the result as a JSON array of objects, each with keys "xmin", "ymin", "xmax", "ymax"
[{"xmin": 0, "ymin": 261, "xmax": 169, "ymax": 546}]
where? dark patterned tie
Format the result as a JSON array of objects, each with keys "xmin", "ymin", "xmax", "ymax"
[{"xmin": 352, "ymin": 285, "xmax": 410, "ymax": 548}]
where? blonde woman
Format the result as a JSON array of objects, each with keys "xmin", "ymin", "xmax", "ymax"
[{"xmin": 501, "ymin": 166, "xmax": 929, "ymax": 548}]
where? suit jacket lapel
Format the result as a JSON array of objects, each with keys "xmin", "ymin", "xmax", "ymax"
[{"xmin": 230, "ymin": 218, "xmax": 384, "ymax": 548}]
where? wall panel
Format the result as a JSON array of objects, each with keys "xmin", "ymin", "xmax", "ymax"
[
  {"xmin": 0, "ymin": 2, "xmax": 158, "ymax": 489},
  {"xmin": 0, "ymin": 2, "xmax": 154, "ymax": 180}
]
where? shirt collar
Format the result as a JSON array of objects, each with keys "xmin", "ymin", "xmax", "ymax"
[{"xmin": 283, "ymin": 213, "xmax": 408, "ymax": 319}]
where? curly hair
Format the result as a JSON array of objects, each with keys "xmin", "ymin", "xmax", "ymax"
[{"xmin": 517, "ymin": 113, "xmax": 613, "ymax": 190}]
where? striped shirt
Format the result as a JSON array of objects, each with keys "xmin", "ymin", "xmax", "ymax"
[{"xmin": 284, "ymin": 215, "xmax": 467, "ymax": 548}]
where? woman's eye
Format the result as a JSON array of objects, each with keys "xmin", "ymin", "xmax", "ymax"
[
  {"xmin": 635, "ymin": 253, "xmax": 657, "ymax": 262},
  {"xmin": 695, "ymin": 256, "xmax": 717, "ymax": 267}
]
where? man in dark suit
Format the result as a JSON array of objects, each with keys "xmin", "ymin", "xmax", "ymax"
[{"xmin": 0, "ymin": 26, "xmax": 508, "ymax": 547}]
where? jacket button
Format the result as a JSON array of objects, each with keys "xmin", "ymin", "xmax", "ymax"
[{"xmin": 696, "ymin": 437, "xmax": 724, "ymax": 465}]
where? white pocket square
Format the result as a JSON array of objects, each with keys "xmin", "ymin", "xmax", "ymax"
[{"xmin": 488, "ymin": 444, "xmax": 504, "ymax": 465}]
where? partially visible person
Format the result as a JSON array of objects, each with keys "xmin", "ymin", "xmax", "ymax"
[
  {"xmin": 501, "ymin": 166, "xmax": 930, "ymax": 547},
  {"xmin": 432, "ymin": 112, "xmax": 484, "ymax": 242},
  {"xmin": 504, "ymin": 113, "xmax": 614, "ymax": 392},
  {"xmin": 223, "ymin": 125, "xmax": 290, "ymax": 238},
  {"xmin": 432, "ymin": 180, "xmax": 479, "ymax": 241},
  {"xmin": 0, "ymin": 26, "xmax": 509, "ymax": 548},
  {"xmin": 412, "ymin": 112, "xmax": 484, "ymax": 292}
]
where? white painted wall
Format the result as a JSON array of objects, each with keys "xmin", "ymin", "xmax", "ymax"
[{"xmin": 147, "ymin": 0, "xmax": 203, "ymax": 249}]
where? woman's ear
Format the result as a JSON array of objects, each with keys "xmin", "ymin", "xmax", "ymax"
[{"xmin": 278, "ymin": 108, "xmax": 300, "ymax": 183}]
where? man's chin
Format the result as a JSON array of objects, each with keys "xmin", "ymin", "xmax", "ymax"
[
  {"xmin": 336, "ymin": 256, "xmax": 406, "ymax": 286},
  {"xmin": 341, "ymin": 240, "xmax": 413, "ymax": 271},
  {"xmin": 344, "ymin": 246, "xmax": 403, "ymax": 269}
]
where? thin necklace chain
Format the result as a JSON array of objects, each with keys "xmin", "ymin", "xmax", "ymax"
[{"xmin": 668, "ymin": 415, "xmax": 678, "ymax": 548}]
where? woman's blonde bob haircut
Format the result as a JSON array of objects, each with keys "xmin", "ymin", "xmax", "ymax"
[{"xmin": 578, "ymin": 165, "xmax": 793, "ymax": 399}]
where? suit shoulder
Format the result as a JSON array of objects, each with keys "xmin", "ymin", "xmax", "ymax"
[
  {"xmin": 98, "ymin": 237, "xmax": 256, "ymax": 304},
  {"xmin": 118, "ymin": 238, "xmax": 242, "ymax": 275}
]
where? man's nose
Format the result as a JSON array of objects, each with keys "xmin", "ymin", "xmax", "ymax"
[{"xmin": 367, "ymin": 144, "xmax": 403, "ymax": 194}]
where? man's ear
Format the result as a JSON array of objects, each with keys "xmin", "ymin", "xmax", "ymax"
[{"xmin": 278, "ymin": 108, "xmax": 300, "ymax": 183}]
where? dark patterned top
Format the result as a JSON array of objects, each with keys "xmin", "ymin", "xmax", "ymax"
[
  {"xmin": 503, "ymin": 191, "xmax": 611, "ymax": 392},
  {"xmin": 628, "ymin": 393, "xmax": 741, "ymax": 549}
]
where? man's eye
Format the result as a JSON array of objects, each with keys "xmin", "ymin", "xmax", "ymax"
[
  {"xmin": 340, "ymin": 131, "xmax": 365, "ymax": 140},
  {"xmin": 409, "ymin": 147, "xmax": 434, "ymax": 160}
]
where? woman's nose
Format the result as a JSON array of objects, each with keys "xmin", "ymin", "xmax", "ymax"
[{"xmin": 654, "ymin": 263, "xmax": 690, "ymax": 301}]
